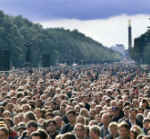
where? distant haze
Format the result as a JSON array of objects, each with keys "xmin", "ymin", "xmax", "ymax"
[{"xmin": 39, "ymin": 14, "xmax": 150, "ymax": 48}]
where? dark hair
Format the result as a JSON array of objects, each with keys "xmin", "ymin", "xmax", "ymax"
[
  {"xmin": 31, "ymin": 129, "xmax": 49, "ymax": 139},
  {"xmin": 143, "ymin": 118, "xmax": 150, "ymax": 124},
  {"xmin": 66, "ymin": 110, "xmax": 76, "ymax": 116},
  {"xmin": 27, "ymin": 120, "xmax": 38, "ymax": 128},
  {"xmin": 17, "ymin": 93, "xmax": 24, "ymax": 98},
  {"xmin": 5, "ymin": 118, "xmax": 14, "ymax": 127},
  {"xmin": 142, "ymin": 99, "xmax": 149, "ymax": 108},
  {"xmin": 46, "ymin": 119, "xmax": 57, "ymax": 127},
  {"xmin": 25, "ymin": 111, "xmax": 36, "ymax": 121},
  {"xmin": 0, "ymin": 106, "xmax": 4, "ymax": 113}
]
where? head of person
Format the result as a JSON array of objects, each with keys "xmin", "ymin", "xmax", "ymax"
[
  {"xmin": 130, "ymin": 125, "xmax": 143, "ymax": 139},
  {"xmin": 136, "ymin": 133, "xmax": 144, "ymax": 139},
  {"xmin": 66, "ymin": 110, "xmax": 76, "ymax": 124},
  {"xmin": 74, "ymin": 105, "xmax": 80, "ymax": 114},
  {"xmin": 123, "ymin": 106, "xmax": 130, "ymax": 117},
  {"xmin": 31, "ymin": 129, "xmax": 49, "ymax": 139},
  {"xmin": 27, "ymin": 120, "xmax": 38, "ymax": 136},
  {"xmin": 89, "ymin": 125, "xmax": 101, "ymax": 139},
  {"xmin": 45, "ymin": 119, "xmax": 57, "ymax": 134},
  {"xmin": 54, "ymin": 116, "xmax": 63, "ymax": 129},
  {"xmin": 60, "ymin": 104, "xmax": 66, "ymax": 114},
  {"xmin": 17, "ymin": 122, "xmax": 26, "ymax": 136},
  {"xmin": 118, "ymin": 121, "xmax": 130, "ymax": 139},
  {"xmin": 143, "ymin": 118, "xmax": 150, "ymax": 135},
  {"xmin": 76, "ymin": 115, "xmax": 85, "ymax": 125},
  {"xmin": 3, "ymin": 111, "xmax": 11, "ymax": 119},
  {"xmin": 108, "ymin": 122, "xmax": 118, "ymax": 136},
  {"xmin": 111, "ymin": 106, "xmax": 120, "ymax": 118},
  {"xmin": 101, "ymin": 113, "xmax": 112, "ymax": 127},
  {"xmin": 142, "ymin": 99, "xmax": 149, "ymax": 109},
  {"xmin": 132, "ymin": 98, "xmax": 138, "ymax": 106},
  {"xmin": 6, "ymin": 103, "xmax": 14, "ymax": 112},
  {"xmin": 0, "ymin": 106, "xmax": 4, "ymax": 116},
  {"xmin": 89, "ymin": 109, "xmax": 96, "ymax": 119},
  {"xmin": 95, "ymin": 105, "xmax": 102, "ymax": 113},
  {"xmin": 61, "ymin": 132, "xmax": 76, "ymax": 139},
  {"xmin": 89, "ymin": 120, "xmax": 97, "ymax": 126},
  {"xmin": 136, "ymin": 113, "xmax": 144, "ymax": 128},
  {"xmin": 129, "ymin": 108, "xmax": 138, "ymax": 120},
  {"xmin": 34, "ymin": 108, "xmax": 45, "ymax": 119},
  {"xmin": 4, "ymin": 118, "xmax": 14, "ymax": 129},
  {"xmin": 24, "ymin": 111, "xmax": 36, "ymax": 123},
  {"xmin": 74, "ymin": 123, "xmax": 85, "ymax": 139},
  {"xmin": 0, "ymin": 127, "xmax": 9, "ymax": 139},
  {"xmin": 22, "ymin": 104, "xmax": 31, "ymax": 113},
  {"xmin": 143, "ymin": 118, "xmax": 150, "ymax": 130},
  {"xmin": 79, "ymin": 108, "xmax": 89, "ymax": 118}
]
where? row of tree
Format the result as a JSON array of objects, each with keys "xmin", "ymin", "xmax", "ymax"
[
  {"xmin": 0, "ymin": 11, "xmax": 121, "ymax": 67},
  {"xmin": 130, "ymin": 30, "xmax": 150, "ymax": 64}
]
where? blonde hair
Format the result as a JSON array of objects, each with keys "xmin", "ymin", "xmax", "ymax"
[
  {"xmin": 108, "ymin": 122, "xmax": 118, "ymax": 132},
  {"xmin": 130, "ymin": 125, "xmax": 144, "ymax": 136},
  {"xmin": 61, "ymin": 132, "xmax": 76, "ymax": 139},
  {"xmin": 89, "ymin": 125, "xmax": 101, "ymax": 137},
  {"xmin": 118, "ymin": 121, "xmax": 130, "ymax": 129},
  {"xmin": 75, "ymin": 123, "xmax": 85, "ymax": 128},
  {"xmin": 55, "ymin": 134, "xmax": 62, "ymax": 139},
  {"xmin": 80, "ymin": 108, "xmax": 89, "ymax": 117},
  {"xmin": 76, "ymin": 115, "xmax": 86, "ymax": 125}
]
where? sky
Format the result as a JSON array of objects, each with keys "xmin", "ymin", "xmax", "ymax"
[{"xmin": 0, "ymin": 0, "xmax": 150, "ymax": 48}]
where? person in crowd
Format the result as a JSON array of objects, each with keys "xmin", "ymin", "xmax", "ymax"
[
  {"xmin": 117, "ymin": 121, "xmax": 130, "ymax": 139},
  {"xmin": 89, "ymin": 125, "xmax": 101, "ymax": 139},
  {"xmin": 31, "ymin": 129, "xmax": 49, "ymax": 139},
  {"xmin": 45, "ymin": 119, "xmax": 58, "ymax": 139},
  {"xmin": 130, "ymin": 125, "xmax": 143, "ymax": 139},
  {"xmin": 24, "ymin": 112, "xmax": 37, "ymax": 123},
  {"xmin": 61, "ymin": 132, "xmax": 76, "ymax": 139},
  {"xmin": 61, "ymin": 110, "xmax": 76, "ymax": 134},
  {"xmin": 74, "ymin": 123, "xmax": 88, "ymax": 139},
  {"xmin": 106, "ymin": 122, "xmax": 119, "ymax": 139},
  {"xmin": 54, "ymin": 115, "xmax": 64, "ymax": 131},
  {"xmin": 143, "ymin": 118, "xmax": 150, "ymax": 135},
  {"xmin": 1, "ymin": 63, "xmax": 150, "ymax": 139},
  {"xmin": 0, "ymin": 127, "xmax": 9, "ymax": 139},
  {"xmin": 19, "ymin": 120, "xmax": 38, "ymax": 139},
  {"xmin": 99, "ymin": 113, "xmax": 112, "ymax": 138}
]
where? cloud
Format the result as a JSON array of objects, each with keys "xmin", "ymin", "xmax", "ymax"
[
  {"xmin": 1, "ymin": 1, "xmax": 149, "ymax": 48},
  {"xmin": 0, "ymin": 0, "xmax": 150, "ymax": 21},
  {"xmin": 38, "ymin": 14, "xmax": 150, "ymax": 48}
]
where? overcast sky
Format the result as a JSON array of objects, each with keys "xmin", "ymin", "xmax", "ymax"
[{"xmin": 0, "ymin": 0, "xmax": 150, "ymax": 48}]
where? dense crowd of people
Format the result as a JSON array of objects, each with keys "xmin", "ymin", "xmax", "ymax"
[{"xmin": 0, "ymin": 63, "xmax": 150, "ymax": 139}]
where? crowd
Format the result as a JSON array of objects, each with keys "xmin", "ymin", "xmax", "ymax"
[{"xmin": 0, "ymin": 63, "xmax": 150, "ymax": 139}]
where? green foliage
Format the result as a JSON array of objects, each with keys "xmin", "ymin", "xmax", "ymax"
[
  {"xmin": 0, "ymin": 10, "xmax": 121, "ymax": 67},
  {"xmin": 131, "ymin": 30, "xmax": 150, "ymax": 64},
  {"xmin": 143, "ymin": 43, "xmax": 150, "ymax": 64}
]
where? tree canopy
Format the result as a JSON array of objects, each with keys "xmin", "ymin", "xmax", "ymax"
[
  {"xmin": 131, "ymin": 30, "xmax": 150, "ymax": 64},
  {"xmin": 0, "ymin": 11, "xmax": 121, "ymax": 67}
]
